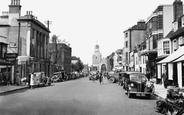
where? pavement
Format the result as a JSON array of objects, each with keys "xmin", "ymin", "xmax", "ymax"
[
  {"xmin": 154, "ymin": 83, "xmax": 184, "ymax": 99},
  {"xmin": 0, "ymin": 85, "xmax": 29, "ymax": 94},
  {"xmin": 1, "ymin": 82, "xmax": 184, "ymax": 100}
]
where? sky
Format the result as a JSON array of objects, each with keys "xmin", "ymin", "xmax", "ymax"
[{"xmin": 0, "ymin": 0, "xmax": 175, "ymax": 65}]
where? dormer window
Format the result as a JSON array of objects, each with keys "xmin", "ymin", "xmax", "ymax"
[{"xmin": 173, "ymin": 39, "xmax": 178, "ymax": 51}]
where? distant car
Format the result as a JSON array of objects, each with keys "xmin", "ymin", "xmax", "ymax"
[
  {"xmin": 123, "ymin": 72, "xmax": 154, "ymax": 99},
  {"xmin": 88, "ymin": 71, "xmax": 98, "ymax": 80}
]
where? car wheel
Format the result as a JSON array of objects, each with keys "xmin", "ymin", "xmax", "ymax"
[{"xmin": 108, "ymin": 77, "xmax": 115, "ymax": 83}]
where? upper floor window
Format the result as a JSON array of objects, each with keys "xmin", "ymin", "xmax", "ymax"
[
  {"xmin": 125, "ymin": 41, "xmax": 128, "ymax": 48},
  {"xmin": 173, "ymin": 40, "xmax": 178, "ymax": 51},
  {"xmin": 125, "ymin": 33, "xmax": 128, "ymax": 38},
  {"xmin": 179, "ymin": 36, "xmax": 184, "ymax": 46},
  {"xmin": 125, "ymin": 52, "xmax": 128, "ymax": 61},
  {"xmin": 163, "ymin": 41, "xmax": 170, "ymax": 54}
]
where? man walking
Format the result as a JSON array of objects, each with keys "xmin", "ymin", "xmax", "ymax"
[{"xmin": 99, "ymin": 72, "xmax": 103, "ymax": 84}]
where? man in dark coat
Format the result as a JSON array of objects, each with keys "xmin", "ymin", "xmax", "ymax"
[
  {"xmin": 162, "ymin": 70, "xmax": 168, "ymax": 88},
  {"xmin": 99, "ymin": 72, "xmax": 103, "ymax": 84}
]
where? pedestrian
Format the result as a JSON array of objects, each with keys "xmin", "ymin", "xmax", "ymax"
[
  {"xmin": 16, "ymin": 71, "xmax": 20, "ymax": 85},
  {"xmin": 99, "ymin": 72, "xmax": 102, "ymax": 84},
  {"xmin": 162, "ymin": 70, "xmax": 168, "ymax": 89},
  {"xmin": 102, "ymin": 71, "xmax": 106, "ymax": 84},
  {"xmin": 92, "ymin": 75, "xmax": 95, "ymax": 83},
  {"xmin": 30, "ymin": 73, "xmax": 34, "ymax": 89}
]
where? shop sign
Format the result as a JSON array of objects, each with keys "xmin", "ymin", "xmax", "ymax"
[{"xmin": 5, "ymin": 53, "xmax": 18, "ymax": 59}]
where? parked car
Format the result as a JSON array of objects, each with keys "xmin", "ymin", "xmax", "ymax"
[
  {"xmin": 107, "ymin": 70, "xmax": 121, "ymax": 83},
  {"xmin": 51, "ymin": 73, "xmax": 63, "ymax": 82},
  {"xmin": 32, "ymin": 72, "xmax": 51, "ymax": 87},
  {"xmin": 88, "ymin": 71, "xmax": 98, "ymax": 80},
  {"xmin": 123, "ymin": 72, "xmax": 154, "ymax": 99}
]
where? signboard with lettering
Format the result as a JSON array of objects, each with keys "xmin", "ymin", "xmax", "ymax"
[{"xmin": 5, "ymin": 53, "xmax": 18, "ymax": 58}]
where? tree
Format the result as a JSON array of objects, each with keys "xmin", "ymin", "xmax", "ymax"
[
  {"xmin": 71, "ymin": 58, "xmax": 84, "ymax": 72},
  {"xmin": 51, "ymin": 35, "xmax": 61, "ymax": 64}
]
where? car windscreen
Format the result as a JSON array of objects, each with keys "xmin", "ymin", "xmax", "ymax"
[{"xmin": 130, "ymin": 74, "xmax": 147, "ymax": 82}]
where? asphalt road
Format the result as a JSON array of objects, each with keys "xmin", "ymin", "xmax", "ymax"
[{"xmin": 0, "ymin": 77, "xmax": 159, "ymax": 115}]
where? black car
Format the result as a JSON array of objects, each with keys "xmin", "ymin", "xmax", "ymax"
[{"xmin": 123, "ymin": 72, "xmax": 154, "ymax": 99}]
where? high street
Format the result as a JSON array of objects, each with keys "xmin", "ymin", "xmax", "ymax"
[{"xmin": 0, "ymin": 77, "xmax": 158, "ymax": 115}]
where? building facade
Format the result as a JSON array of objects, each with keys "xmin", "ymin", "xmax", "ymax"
[
  {"xmin": 0, "ymin": 0, "xmax": 51, "ymax": 84},
  {"xmin": 123, "ymin": 21, "xmax": 146, "ymax": 71},
  {"xmin": 157, "ymin": 0, "xmax": 184, "ymax": 85},
  {"xmin": 140, "ymin": 3, "xmax": 183, "ymax": 81},
  {"xmin": 49, "ymin": 43, "xmax": 71, "ymax": 74}
]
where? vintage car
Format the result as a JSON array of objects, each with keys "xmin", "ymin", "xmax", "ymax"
[
  {"xmin": 107, "ymin": 70, "xmax": 124, "ymax": 83},
  {"xmin": 123, "ymin": 72, "xmax": 154, "ymax": 99},
  {"xmin": 33, "ymin": 72, "xmax": 51, "ymax": 87},
  {"xmin": 51, "ymin": 71, "xmax": 68, "ymax": 82},
  {"xmin": 88, "ymin": 71, "xmax": 98, "ymax": 80}
]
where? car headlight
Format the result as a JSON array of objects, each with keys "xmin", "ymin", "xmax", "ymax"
[{"xmin": 130, "ymin": 83, "xmax": 134, "ymax": 87}]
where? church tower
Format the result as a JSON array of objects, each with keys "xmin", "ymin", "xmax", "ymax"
[{"xmin": 92, "ymin": 44, "xmax": 102, "ymax": 71}]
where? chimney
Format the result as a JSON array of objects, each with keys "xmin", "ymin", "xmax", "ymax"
[
  {"xmin": 173, "ymin": 0, "xmax": 183, "ymax": 21},
  {"xmin": 137, "ymin": 20, "xmax": 146, "ymax": 29},
  {"xmin": 9, "ymin": 0, "xmax": 21, "ymax": 15}
]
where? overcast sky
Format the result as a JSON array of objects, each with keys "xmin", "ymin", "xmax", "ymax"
[{"xmin": 0, "ymin": 0, "xmax": 175, "ymax": 65}]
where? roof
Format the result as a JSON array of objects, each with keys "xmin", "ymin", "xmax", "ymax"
[
  {"xmin": 157, "ymin": 46, "xmax": 184, "ymax": 64},
  {"xmin": 173, "ymin": 54, "xmax": 184, "ymax": 62},
  {"xmin": 165, "ymin": 30, "xmax": 174, "ymax": 38},
  {"xmin": 170, "ymin": 27, "xmax": 184, "ymax": 40}
]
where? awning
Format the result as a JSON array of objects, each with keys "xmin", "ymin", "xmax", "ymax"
[
  {"xmin": 157, "ymin": 46, "xmax": 184, "ymax": 64},
  {"xmin": 173, "ymin": 54, "xmax": 184, "ymax": 62},
  {"xmin": 140, "ymin": 49, "xmax": 157, "ymax": 56}
]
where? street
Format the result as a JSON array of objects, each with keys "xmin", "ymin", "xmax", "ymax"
[{"xmin": 0, "ymin": 77, "xmax": 158, "ymax": 115}]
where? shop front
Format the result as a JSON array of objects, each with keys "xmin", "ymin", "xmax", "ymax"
[
  {"xmin": 0, "ymin": 59, "xmax": 13, "ymax": 85},
  {"xmin": 157, "ymin": 46, "xmax": 184, "ymax": 87}
]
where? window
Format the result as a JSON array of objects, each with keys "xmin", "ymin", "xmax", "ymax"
[
  {"xmin": 126, "ymin": 52, "xmax": 128, "ymax": 61},
  {"xmin": 125, "ymin": 41, "xmax": 128, "ymax": 48},
  {"xmin": 179, "ymin": 36, "xmax": 184, "ymax": 46},
  {"xmin": 153, "ymin": 35, "xmax": 158, "ymax": 49},
  {"xmin": 173, "ymin": 40, "xmax": 178, "ymax": 51},
  {"xmin": 163, "ymin": 41, "xmax": 170, "ymax": 54},
  {"xmin": 125, "ymin": 33, "xmax": 128, "ymax": 38}
]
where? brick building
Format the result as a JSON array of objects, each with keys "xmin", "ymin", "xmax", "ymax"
[{"xmin": 49, "ymin": 43, "xmax": 72, "ymax": 74}]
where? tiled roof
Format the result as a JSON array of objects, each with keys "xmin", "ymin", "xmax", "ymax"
[{"xmin": 170, "ymin": 27, "xmax": 184, "ymax": 40}]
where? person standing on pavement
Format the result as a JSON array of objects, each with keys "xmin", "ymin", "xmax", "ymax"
[
  {"xmin": 30, "ymin": 73, "xmax": 34, "ymax": 89},
  {"xmin": 16, "ymin": 71, "xmax": 20, "ymax": 85},
  {"xmin": 162, "ymin": 70, "xmax": 168, "ymax": 89}
]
